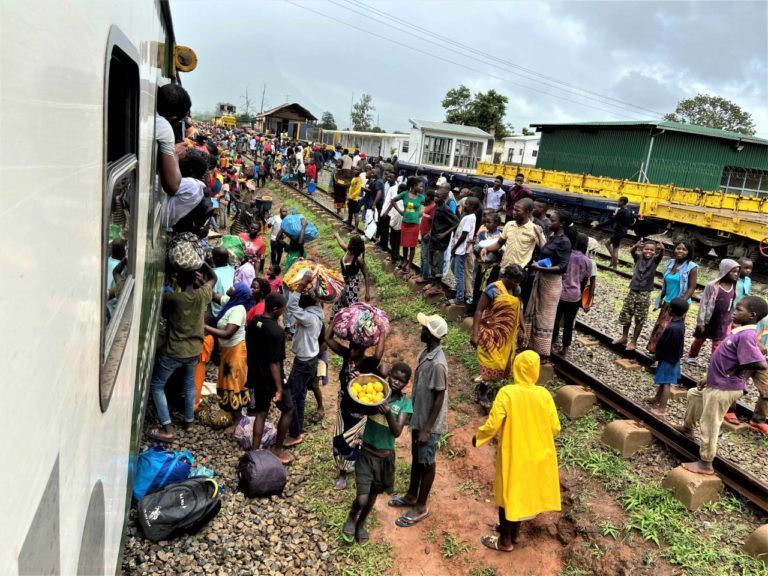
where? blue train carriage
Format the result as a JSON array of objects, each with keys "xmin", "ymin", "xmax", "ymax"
[{"xmin": 0, "ymin": 2, "xmax": 195, "ymax": 574}]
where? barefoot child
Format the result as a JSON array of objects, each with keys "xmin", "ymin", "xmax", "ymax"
[
  {"xmin": 341, "ymin": 362, "xmax": 413, "ymax": 544},
  {"xmin": 646, "ymin": 297, "xmax": 689, "ymax": 416},
  {"xmin": 684, "ymin": 259, "xmax": 740, "ymax": 365},
  {"xmin": 677, "ymin": 296, "xmax": 768, "ymax": 474},
  {"xmin": 612, "ymin": 239, "xmax": 664, "ymax": 351}
]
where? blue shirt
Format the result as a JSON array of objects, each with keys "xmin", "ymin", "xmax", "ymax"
[{"xmin": 736, "ymin": 276, "xmax": 751, "ymax": 304}]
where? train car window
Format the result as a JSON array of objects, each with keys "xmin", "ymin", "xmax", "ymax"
[
  {"xmin": 101, "ymin": 29, "xmax": 140, "ymax": 412},
  {"xmin": 401, "ymin": 140, "xmax": 409, "ymax": 154}
]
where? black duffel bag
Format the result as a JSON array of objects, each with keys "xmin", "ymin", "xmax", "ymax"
[
  {"xmin": 237, "ymin": 449, "xmax": 286, "ymax": 497},
  {"xmin": 138, "ymin": 477, "xmax": 221, "ymax": 542}
]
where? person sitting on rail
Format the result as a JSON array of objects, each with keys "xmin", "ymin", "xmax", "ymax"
[
  {"xmin": 736, "ymin": 258, "xmax": 753, "ymax": 304},
  {"xmin": 677, "ymin": 296, "xmax": 768, "ymax": 474},
  {"xmin": 645, "ymin": 297, "xmax": 689, "ymax": 416},
  {"xmin": 646, "ymin": 240, "xmax": 698, "ymax": 354},
  {"xmin": 156, "ymin": 83, "xmax": 192, "ymax": 196},
  {"xmin": 612, "ymin": 239, "xmax": 665, "ymax": 352},
  {"xmin": 684, "ymin": 259, "xmax": 740, "ymax": 366},
  {"xmin": 602, "ymin": 196, "xmax": 632, "ymax": 269},
  {"xmin": 552, "ymin": 233, "xmax": 594, "ymax": 358},
  {"xmin": 342, "ymin": 362, "xmax": 413, "ymax": 545},
  {"xmin": 148, "ymin": 262, "xmax": 217, "ymax": 443}
]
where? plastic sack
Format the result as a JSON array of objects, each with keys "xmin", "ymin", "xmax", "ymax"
[
  {"xmin": 280, "ymin": 213, "xmax": 318, "ymax": 243},
  {"xmin": 167, "ymin": 232, "xmax": 205, "ymax": 271},
  {"xmin": 220, "ymin": 234, "xmax": 246, "ymax": 262},
  {"xmin": 282, "ymin": 259, "xmax": 345, "ymax": 302},
  {"xmin": 233, "ymin": 417, "xmax": 276, "ymax": 450},
  {"xmin": 364, "ymin": 207, "xmax": 378, "ymax": 240},
  {"xmin": 332, "ymin": 302, "xmax": 390, "ymax": 347},
  {"xmin": 133, "ymin": 445, "xmax": 194, "ymax": 501}
]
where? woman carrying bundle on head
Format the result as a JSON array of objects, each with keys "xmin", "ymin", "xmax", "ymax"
[{"xmin": 332, "ymin": 232, "xmax": 371, "ymax": 316}]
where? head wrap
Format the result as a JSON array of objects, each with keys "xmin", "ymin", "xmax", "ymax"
[{"xmin": 215, "ymin": 282, "xmax": 255, "ymax": 324}]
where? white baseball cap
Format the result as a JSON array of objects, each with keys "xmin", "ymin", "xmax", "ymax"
[{"xmin": 417, "ymin": 312, "xmax": 448, "ymax": 339}]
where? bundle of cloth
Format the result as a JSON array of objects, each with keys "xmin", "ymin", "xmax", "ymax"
[
  {"xmin": 282, "ymin": 258, "xmax": 344, "ymax": 302},
  {"xmin": 331, "ymin": 302, "xmax": 390, "ymax": 347}
]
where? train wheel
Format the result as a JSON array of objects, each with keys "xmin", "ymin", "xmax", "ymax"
[
  {"xmin": 713, "ymin": 244, "xmax": 729, "ymax": 259},
  {"xmin": 760, "ymin": 237, "xmax": 768, "ymax": 258}
]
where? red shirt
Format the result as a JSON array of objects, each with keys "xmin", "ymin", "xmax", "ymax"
[
  {"xmin": 246, "ymin": 301, "xmax": 266, "ymax": 323},
  {"xmin": 306, "ymin": 164, "xmax": 317, "ymax": 179},
  {"xmin": 420, "ymin": 203, "xmax": 436, "ymax": 237}
]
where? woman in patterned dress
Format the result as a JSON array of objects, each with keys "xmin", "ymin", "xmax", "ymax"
[{"xmin": 332, "ymin": 233, "xmax": 370, "ymax": 317}]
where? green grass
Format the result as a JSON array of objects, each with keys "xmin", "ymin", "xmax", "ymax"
[
  {"xmin": 441, "ymin": 532, "xmax": 471, "ymax": 559},
  {"xmin": 457, "ymin": 478, "xmax": 483, "ymax": 499},
  {"xmin": 441, "ymin": 326, "xmax": 479, "ymax": 374},
  {"xmin": 454, "ymin": 412, "xmax": 470, "ymax": 428},
  {"xmin": 468, "ymin": 567, "xmax": 498, "ymax": 576}
]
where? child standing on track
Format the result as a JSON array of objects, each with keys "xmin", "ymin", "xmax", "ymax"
[
  {"xmin": 612, "ymin": 239, "xmax": 664, "ymax": 351},
  {"xmin": 677, "ymin": 296, "xmax": 768, "ymax": 474},
  {"xmin": 646, "ymin": 297, "xmax": 689, "ymax": 416},
  {"xmin": 684, "ymin": 259, "xmax": 740, "ymax": 365},
  {"xmin": 341, "ymin": 362, "xmax": 413, "ymax": 545}
]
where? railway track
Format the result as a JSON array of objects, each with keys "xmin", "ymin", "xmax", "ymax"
[{"xmin": 266, "ymin": 175, "xmax": 768, "ymax": 514}]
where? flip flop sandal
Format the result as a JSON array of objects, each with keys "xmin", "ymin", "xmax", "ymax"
[
  {"xmin": 340, "ymin": 520, "xmax": 356, "ymax": 544},
  {"xmin": 480, "ymin": 534, "xmax": 514, "ymax": 553},
  {"xmin": 355, "ymin": 527, "xmax": 370, "ymax": 545},
  {"xmin": 387, "ymin": 495, "xmax": 413, "ymax": 508},
  {"xmin": 148, "ymin": 429, "xmax": 175, "ymax": 443},
  {"xmin": 394, "ymin": 511, "xmax": 430, "ymax": 527},
  {"xmin": 723, "ymin": 412, "xmax": 741, "ymax": 425},
  {"xmin": 335, "ymin": 477, "xmax": 348, "ymax": 490}
]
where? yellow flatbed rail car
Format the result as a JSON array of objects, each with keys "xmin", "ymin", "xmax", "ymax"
[{"xmin": 477, "ymin": 162, "xmax": 768, "ymax": 244}]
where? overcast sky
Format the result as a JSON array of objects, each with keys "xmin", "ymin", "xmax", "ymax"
[{"xmin": 173, "ymin": 0, "xmax": 768, "ymax": 136}]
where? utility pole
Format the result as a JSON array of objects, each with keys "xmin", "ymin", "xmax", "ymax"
[
  {"xmin": 259, "ymin": 83, "xmax": 266, "ymax": 113},
  {"xmin": 349, "ymin": 92, "xmax": 354, "ymax": 130}
]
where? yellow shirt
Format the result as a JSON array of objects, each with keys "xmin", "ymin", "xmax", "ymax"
[
  {"xmin": 475, "ymin": 351, "xmax": 561, "ymax": 521},
  {"xmin": 499, "ymin": 219, "xmax": 543, "ymax": 269},
  {"xmin": 348, "ymin": 177, "xmax": 362, "ymax": 201}
]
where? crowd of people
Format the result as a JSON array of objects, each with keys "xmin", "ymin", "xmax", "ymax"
[{"xmin": 140, "ymin": 82, "xmax": 768, "ymax": 554}]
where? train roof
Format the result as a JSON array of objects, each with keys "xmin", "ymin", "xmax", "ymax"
[{"xmin": 531, "ymin": 120, "xmax": 768, "ymax": 146}]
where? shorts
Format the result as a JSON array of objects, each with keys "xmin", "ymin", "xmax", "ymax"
[
  {"xmin": 611, "ymin": 229, "xmax": 627, "ymax": 248},
  {"xmin": 347, "ymin": 199, "xmax": 360, "ymax": 214},
  {"xmin": 316, "ymin": 359, "xmax": 327, "ymax": 379},
  {"xmin": 618, "ymin": 289, "xmax": 651, "ymax": 327},
  {"xmin": 654, "ymin": 360, "xmax": 681, "ymax": 385},
  {"xmin": 250, "ymin": 381, "xmax": 293, "ymax": 414},
  {"xmin": 355, "ymin": 448, "xmax": 395, "ymax": 496},
  {"xmin": 411, "ymin": 429, "xmax": 440, "ymax": 465},
  {"xmin": 429, "ymin": 249, "xmax": 446, "ymax": 279}
]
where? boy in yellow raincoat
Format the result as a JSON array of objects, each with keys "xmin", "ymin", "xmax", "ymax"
[{"xmin": 472, "ymin": 350, "xmax": 561, "ymax": 552}]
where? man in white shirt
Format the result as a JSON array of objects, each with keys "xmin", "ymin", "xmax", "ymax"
[
  {"xmin": 340, "ymin": 149, "xmax": 353, "ymax": 171},
  {"xmin": 485, "ymin": 175, "xmax": 506, "ymax": 213},
  {"xmin": 449, "ymin": 197, "xmax": 479, "ymax": 305},
  {"xmin": 377, "ymin": 172, "xmax": 397, "ymax": 253},
  {"xmin": 352, "ymin": 150, "xmax": 362, "ymax": 168},
  {"xmin": 249, "ymin": 137, "xmax": 257, "ymax": 155},
  {"xmin": 384, "ymin": 175, "xmax": 404, "ymax": 262},
  {"xmin": 155, "ymin": 84, "xmax": 191, "ymax": 195},
  {"xmin": 268, "ymin": 206, "xmax": 289, "ymax": 265}
]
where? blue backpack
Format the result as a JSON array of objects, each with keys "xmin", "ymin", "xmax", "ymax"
[{"xmin": 133, "ymin": 445, "xmax": 194, "ymax": 501}]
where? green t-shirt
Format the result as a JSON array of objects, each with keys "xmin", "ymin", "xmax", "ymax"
[
  {"xmin": 163, "ymin": 283, "xmax": 213, "ymax": 359},
  {"xmin": 393, "ymin": 192, "xmax": 426, "ymax": 225},
  {"xmin": 362, "ymin": 394, "xmax": 413, "ymax": 451}
]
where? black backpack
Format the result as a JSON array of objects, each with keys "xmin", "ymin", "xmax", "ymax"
[
  {"xmin": 237, "ymin": 449, "xmax": 287, "ymax": 497},
  {"xmin": 138, "ymin": 477, "xmax": 222, "ymax": 542}
]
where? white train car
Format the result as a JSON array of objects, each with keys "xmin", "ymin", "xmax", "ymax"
[{"xmin": 0, "ymin": 1, "xmax": 184, "ymax": 573}]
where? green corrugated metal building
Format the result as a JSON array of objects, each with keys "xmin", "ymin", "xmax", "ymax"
[{"xmin": 531, "ymin": 121, "xmax": 768, "ymax": 195}]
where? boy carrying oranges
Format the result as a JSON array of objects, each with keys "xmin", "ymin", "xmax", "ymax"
[{"xmin": 341, "ymin": 362, "xmax": 413, "ymax": 544}]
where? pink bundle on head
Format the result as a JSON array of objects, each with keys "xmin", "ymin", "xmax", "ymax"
[{"xmin": 332, "ymin": 302, "xmax": 390, "ymax": 347}]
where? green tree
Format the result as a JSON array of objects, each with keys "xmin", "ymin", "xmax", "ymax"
[
  {"xmin": 370, "ymin": 126, "xmax": 385, "ymax": 133},
  {"xmin": 522, "ymin": 127, "xmax": 535, "ymax": 136},
  {"xmin": 441, "ymin": 85, "xmax": 512, "ymax": 137},
  {"xmin": 235, "ymin": 113, "xmax": 253, "ymax": 123},
  {"xmin": 442, "ymin": 85, "xmax": 472, "ymax": 125},
  {"xmin": 319, "ymin": 111, "xmax": 337, "ymax": 130},
  {"xmin": 664, "ymin": 94, "xmax": 756, "ymax": 135},
  {"xmin": 351, "ymin": 93, "xmax": 375, "ymax": 131}
]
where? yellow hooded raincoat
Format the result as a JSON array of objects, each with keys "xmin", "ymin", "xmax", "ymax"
[{"xmin": 475, "ymin": 350, "xmax": 561, "ymax": 521}]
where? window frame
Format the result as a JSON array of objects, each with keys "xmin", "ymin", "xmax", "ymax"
[{"xmin": 100, "ymin": 26, "xmax": 140, "ymax": 412}]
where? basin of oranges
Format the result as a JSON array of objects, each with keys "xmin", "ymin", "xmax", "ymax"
[{"xmin": 348, "ymin": 374, "xmax": 390, "ymax": 412}]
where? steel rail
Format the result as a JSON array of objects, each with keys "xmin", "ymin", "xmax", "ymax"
[
  {"xmin": 272, "ymin": 177, "xmax": 767, "ymax": 512},
  {"xmin": 551, "ymin": 355, "xmax": 768, "ymax": 513}
]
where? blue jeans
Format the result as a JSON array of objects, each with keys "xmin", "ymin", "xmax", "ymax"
[
  {"xmin": 288, "ymin": 357, "xmax": 318, "ymax": 438},
  {"xmin": 150, "ymin": 354, "xmax": 198, "ymax": 426},
  {"xmin": 453, "ymin": 253, "xmax": 467, "ymax": 302},
  {"xmin": 420, "ymin": 238, "xmax": 431, "ymax": 278}
]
